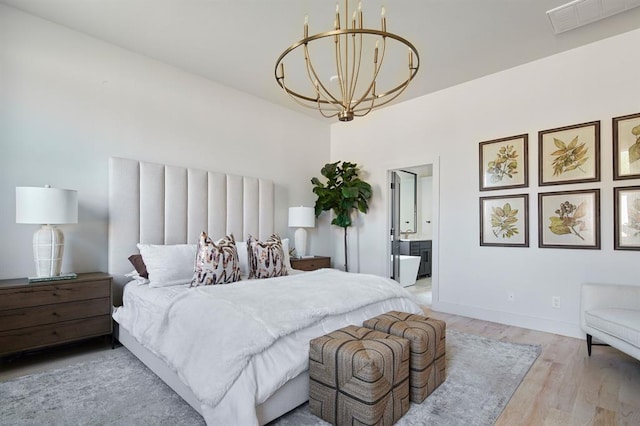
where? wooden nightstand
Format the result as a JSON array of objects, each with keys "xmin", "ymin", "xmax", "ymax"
[
  {"xmin": 0, "ymin": 272, "xmax": 112, "ymax": 357},
  {"xmin": 290, "ymin": 256, "xmax": 331, "ymax": 271}
]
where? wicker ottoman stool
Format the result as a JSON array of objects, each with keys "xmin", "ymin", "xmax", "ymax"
[
  {"xmin": 309, "ymin": 325, "xmax": 410, "ymax": 425},
  {"xmin": 363, "ymin": 311, "xmax": 446, "ymax": 403}
]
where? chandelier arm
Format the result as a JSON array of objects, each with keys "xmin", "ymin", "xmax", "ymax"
[
  {"xmin": 353, "ymin": 83, "xmax": 408, "ymax": 114},
  {"xmin": 280, "ymin": 83, "xmax": 338, "ymax": 119},
  {"xmin": 278, "ymin": 74, "xmax": 340, "ymax": 116},
  {"xmin": 345, "ymin": 0, "xmax": 350, "ymax": 91},
  {"xmin": 351, "ymin": 36, "xmax": 387, "ymax": 110},
  {"xmin": 353, "ymin": 67, "xmax": 413, "ymax": 114},
  {"xmin": 279, "ymin": 81, "xmax": 333, "ymax": 111},
  {"xmin": 303, "ymin": 44, "xmax": 343, "ymax": 109},
  {"xmin": 353, "ymin": 85, "xmax": 377, "ymax": 117},
  {"xmin": 317, "ymin": 99, "xmax": 340, "ymax": 118},
  {"xmin": 343, "ymin": 2, "xmax": 349, "ymax": 104},
  {"xmin": 351, "ymin": 38, "xmax": 422, "ymax": 109},
  {"xmin": 349, "ymin": 5, "xmax": 363, "ymax": 106},
  {"xmin": 347, "ymin": 29, "xmax": 364, "ymax": 108},
  {"xmin": 334, "ymin": 30, "xmax": 347, "ymax": 107},
  {"xmin": 364, "ymin": 57, "xmax": 419, "ymax": 99}
]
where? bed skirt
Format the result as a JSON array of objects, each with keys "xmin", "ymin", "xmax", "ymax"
[{"xmin": 114, "ymin": 323, "xmax": 309, "ymax": 425}]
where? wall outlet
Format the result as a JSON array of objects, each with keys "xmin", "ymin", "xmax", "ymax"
[
  {"xmin": 507, "ymin": 292, "xmax": 515, "ymax": 302},
  {"xmin": 552, "ymin": 296, "xmax": 561, "ymax": 309}
]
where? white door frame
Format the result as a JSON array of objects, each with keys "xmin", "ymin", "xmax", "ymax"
[{"xmin": 386, "ymin": 157, "xmax": 440, "ymax": 306}]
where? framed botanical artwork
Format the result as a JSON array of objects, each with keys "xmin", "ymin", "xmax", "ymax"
[
  {"xmin": 538, "ymin": 189, "xmax": 600, "ymax": 249},
  {"xmin": 613, "ymin": 112, "xmax": 640, "ymax": 180},
  {"xmin": 480, "ymin": 194, "xmax": 529, "ymax": 247},
  {"xmin": 614, "ymin": 186, "xmax": 640, "ymax": 250},
  {"xmin": 479, "ymin": 134, "xmax": 528, "ymax": 191},
  {"xmin": 538, "ymin": 121, "xmax": 600, "ymax": 186}
]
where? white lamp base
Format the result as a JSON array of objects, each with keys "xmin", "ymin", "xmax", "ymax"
[
  {"xmin": 33, "ymin": 225, "xmax": 64, "ymax": 277},
  {"xmin": 294, "ymin": 227, "xmax": 308, "ymax": 258}
]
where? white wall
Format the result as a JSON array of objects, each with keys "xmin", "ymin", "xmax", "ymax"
[
  {"xmin": 331, "ymin": 28, "xmax": 640, "ymax": 338},
  {"xmin": 0, "ymin": 5, "xmax": 331, "ymax": 280}
]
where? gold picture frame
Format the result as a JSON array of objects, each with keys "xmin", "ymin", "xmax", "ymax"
[
  {"xmin": 614, "ymin": 186, "xmax": 640, "ymax": 250},
  {"xmin": 538, "ymin": 189, "xmax": 600, "ymax": 249},
  {"xmin": 479, "ymin": 134, "xmax": 528, "ymax": 191},
  {"xmin": 613, "ymin": 112, "xmax": 640, "ymax": 180},
  {"xmin": 538, "ymin": 121, "xmax": 600, "ymax": 186},
  {"xmin": 480, "ymin": 194, "xmax": 529, "ymax": 247}
]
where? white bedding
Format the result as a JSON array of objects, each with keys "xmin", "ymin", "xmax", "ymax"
[{"xmin": 113, "ymin": 269, "xmax": 422, "ymax": 425}]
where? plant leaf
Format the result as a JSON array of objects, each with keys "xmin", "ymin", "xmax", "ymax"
[
  {"xmin": 629, "ymin": 140, "xmax": 640, "ymax": 163},
  {"xmin": 567, "ymin": 136, "xmax": 578, "ymax": 149},
  {"xmin": 553, "ymin": 138, "xmax": 566, "ymax": 149},
  {"xmin": 549, "ymin": 217, "xmax": 571, "ymax": 235},
  {"xmin": 573, "ymin": 201, "xmax": 587, "ymax": 219}
]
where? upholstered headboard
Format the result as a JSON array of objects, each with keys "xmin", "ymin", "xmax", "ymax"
[{"xmin": 108, "ymin": 157, "xmax": 275, "ymax": 304}]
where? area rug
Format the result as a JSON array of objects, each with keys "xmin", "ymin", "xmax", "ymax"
[
  {"xmin": 0, "ymin": 330, "xmax": 540, "ymax": 426},
  {"xmin": 272, "ymin": 330, "xmax": 541, "ymax": 426}
]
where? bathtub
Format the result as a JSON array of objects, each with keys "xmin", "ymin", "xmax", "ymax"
[{"xmin": 394, "ymin": 255, "xmax": 421, "ymax": 287}]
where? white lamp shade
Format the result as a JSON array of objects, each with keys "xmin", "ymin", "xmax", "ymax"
[
  {"xmin": 16, "ymin": 187, "xmax": 78, "ymax": 224},
  {"xmin": 288, "ymin": 206, "xmax": 315, "ymax": 228}
]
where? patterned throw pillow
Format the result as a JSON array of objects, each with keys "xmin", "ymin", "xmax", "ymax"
[
  {"xmin": 191, "ymin": 232, "xmax": 241, "ymax": 287},
  {"xmin": 247, "ymin": 234, "xmax": 288, "ymax": 279}
]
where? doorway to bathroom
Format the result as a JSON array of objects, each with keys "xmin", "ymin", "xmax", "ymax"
[{"xmin": 389, "ymin": 162, "xmax": 436, "ymax": 306}]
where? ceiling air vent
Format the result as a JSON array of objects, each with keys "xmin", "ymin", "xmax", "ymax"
[{"xmin": 547, "ymin": 0, "xmax": 640, "ymax": 34}]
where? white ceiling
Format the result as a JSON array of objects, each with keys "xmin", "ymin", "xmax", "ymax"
[{"xmin": 3, "ymin": 0, "xmax": 640, "ymax": 121}]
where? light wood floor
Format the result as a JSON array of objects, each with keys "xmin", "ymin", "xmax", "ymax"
[
  {"xmin": 2, "ymin": 311, "xmax": 639, "ymax": 425},
  {"xmin": 422, "ymin": 307, "xmax": 640, "ymax": 426}
]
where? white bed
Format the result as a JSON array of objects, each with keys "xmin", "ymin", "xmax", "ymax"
[{"xmin": 108, "ymin": 157, "xmax": 423, "ymax": 425}]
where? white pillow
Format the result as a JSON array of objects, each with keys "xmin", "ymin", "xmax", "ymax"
[
  {"xmin": 236, "ymin": 241, "xmax": 249, "ymax": 276},
  {"xmin": 137, "ymin": 243, "xmax": 197, "ymax": 288},
  {"xmin": 237, "ymin": 237, "xmax": 292, "ymax": 276},
  {"xmin": 124, "ymin": 270, "xmax": 150, "ymax": 285}
]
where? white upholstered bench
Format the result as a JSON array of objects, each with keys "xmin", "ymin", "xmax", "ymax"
[{"xmin": 580, "ymin": 283, "xmax": 640, "ymax": 361}]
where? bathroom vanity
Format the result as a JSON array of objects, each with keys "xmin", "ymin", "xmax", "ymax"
[{"xmin": 399, "ymin": 240, "xmax": 432, "ymax": 278}]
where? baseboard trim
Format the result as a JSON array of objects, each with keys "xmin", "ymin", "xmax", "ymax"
[{"xmin": 431, "ymin": 300, "xmax": 583, "ymax": 339}]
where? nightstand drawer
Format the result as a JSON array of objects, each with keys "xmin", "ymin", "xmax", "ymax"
[
  {"xmin": 0, "ymin": 315, "xmax": 112, "ymax": 356},
  {"xmin": 290, "ymin": 256, "xmax": 331, "ymax": 271},
  {"xmin": 0, "ymin": 298, "xmax": 111, "ymax": 332},
  {"xmin": 0, "ymin": 280, "xmax": 110, "ymax": 310}
]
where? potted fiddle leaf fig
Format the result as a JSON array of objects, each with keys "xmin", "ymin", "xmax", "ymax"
[{"xmin": 311, "ymin": 161, "xmax": 372, "ymax": 272}]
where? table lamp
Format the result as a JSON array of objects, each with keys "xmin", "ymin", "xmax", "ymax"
[
  {"xmin": 288, "ymin": 206, "xmax": 315, "ymax": 257},
  {"xmin": 16, "ymin": 185, "xmax": 78, "ymax": 278}
]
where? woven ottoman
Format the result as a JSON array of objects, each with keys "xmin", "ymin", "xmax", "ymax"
[
  {"xmin": 309, "ymin": 325, "xmax": 410, "ymax": 425},
  {"xmin": 363, "ymin": 311, "xmax": 446, "ymax": 403}
]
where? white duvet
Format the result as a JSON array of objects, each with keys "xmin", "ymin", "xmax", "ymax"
[{"xmin": 113, "ymin": 268, "xmax": 422, "ymax": 425}]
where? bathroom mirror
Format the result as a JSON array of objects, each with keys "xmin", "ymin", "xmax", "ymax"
[{"xmin": 397, "ymin": 170, "xmax": 417, "ymax": 234}]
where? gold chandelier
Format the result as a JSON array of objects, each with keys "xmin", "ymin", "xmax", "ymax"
[{"xmin": 275, "ymin": 1, "xmax": 420, "ymax": 122}]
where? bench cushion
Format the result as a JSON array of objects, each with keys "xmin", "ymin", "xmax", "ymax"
[{"xmin": 585, "ymin": 308, "xmax": 640, "ymax": 348}]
